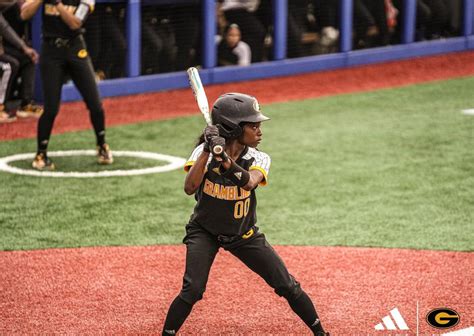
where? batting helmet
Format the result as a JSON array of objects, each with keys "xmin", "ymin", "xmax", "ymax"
[{"xmin": 211, "ymin": 93, "xmax": 270, "ymax": 138}]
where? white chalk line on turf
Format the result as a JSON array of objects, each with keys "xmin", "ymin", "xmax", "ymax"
[
  {"xmin": 0, "ymin": 150, "xmax": 186, "ymax": 178},
  {"xmin": 461, "ymin": 109, "xmax": 474, "ymax": 115}
]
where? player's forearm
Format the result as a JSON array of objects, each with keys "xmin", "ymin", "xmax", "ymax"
[
  {"xmin": 56, "ymin": 2, "xmax": 82, "ymax": 30},
  {"xmin": 184, "ymin": 152, "xmax": 209, "ymax": 195},
  {"xmin": 20, "ymin": 0, "xmax": 42, "ymax": 21},
  {"xmin": 244, "ymin": 170, "xmax": 264, "ymax": 191},
  {"xmin": 0, "ymin": 14, "xmax": 27, "ymax": 50}
]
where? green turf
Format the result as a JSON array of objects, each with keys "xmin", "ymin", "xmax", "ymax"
[{"xmin": 1, "ymin": 77, "xmax": 473, "ymax": 251}]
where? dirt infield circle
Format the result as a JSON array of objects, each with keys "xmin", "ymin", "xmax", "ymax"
[{"xmin": 0, "ymin": 150, "xmax": 186, "ymax": 177}]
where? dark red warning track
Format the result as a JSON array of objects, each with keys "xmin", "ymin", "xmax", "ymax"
[
  {"xmin": 1, "ymin": 50, "xmax": 474, "ymax": 141},
  {"xmin": 0, "ymin": 245, "xmax": 472, "ymax": 335}
]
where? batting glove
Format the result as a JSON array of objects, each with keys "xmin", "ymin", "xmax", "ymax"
[{"xmin": 203, "ymin": 125, "xmax": 219, "ymax": 152}]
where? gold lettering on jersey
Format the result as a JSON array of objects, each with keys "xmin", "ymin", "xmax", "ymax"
[
  {"xmin": 228, "ymin": 187, "xmax": 236, "ymax": 200},
  {"xmin": 45, "ymin": 4, "xmax": 77, "ymax": 15},
  {"xmin": 203, "ymin": 179, "xmax": 251, "ymax": 200}
]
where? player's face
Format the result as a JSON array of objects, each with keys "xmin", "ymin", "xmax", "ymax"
[
  {"xmin": 240, "ymin": 122, "xmax": 262, "ymax": 147},
  {"xmin": 226, "ymin": 27, "xmax": 241, "ymax": 48}
]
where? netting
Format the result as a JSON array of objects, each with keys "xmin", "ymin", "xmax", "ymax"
[
  {"xmin": 141, "ymin": 4, "xmax": 201, "ymax": 75},
  {"xmin": 82, "ymin": 0, "xmax": 465, "ymax": 79},
  {"xmin": 84, "ymin": 3, "xmax": 127, "ymax": 80}
]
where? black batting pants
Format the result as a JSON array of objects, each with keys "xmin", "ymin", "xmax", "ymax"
[
  {"xmin": 178, "ymin": 223, "xmax": 302, "ymax": 305},
  {"xmin": 37, "ymin": 35, "xmax": 105, "ymax": 152}
]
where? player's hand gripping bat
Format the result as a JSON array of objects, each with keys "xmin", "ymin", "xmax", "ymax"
[{"xmin": 187, "ymin": 67, "xmax": 223, "ymax": 155}]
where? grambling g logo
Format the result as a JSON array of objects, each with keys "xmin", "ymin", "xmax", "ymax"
[{"xmin": 426, "ymin": 308, "xmax": 460, "ymax": 329}]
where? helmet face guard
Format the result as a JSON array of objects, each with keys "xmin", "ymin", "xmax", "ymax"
[{"xmin": 211, "ymin": 93, "xmax": 270, "ymax": 139}]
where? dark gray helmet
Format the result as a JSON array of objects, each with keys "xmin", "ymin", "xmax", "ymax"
[{"xmin": 211, "ymin": 93, "xmax": 270, "ymax": 138}]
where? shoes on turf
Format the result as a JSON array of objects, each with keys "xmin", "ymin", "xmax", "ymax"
[
  {"xmin": 0, "ymin": 111, "xmax": 16, "ymax": 123},
  {"xmin": 32, "ymin": 153, "xmax": 55, "ymax": 170},
  {"xmin": 17, "ymin": 104, "xmax": 44, "ymax": 118},
  {"xmin": 97, "ymin": 143, "xmax": 113, "ymax": 164},
  {"xmin": 0, "ymin": 104, "xmax": 17, "ymax": 123}
]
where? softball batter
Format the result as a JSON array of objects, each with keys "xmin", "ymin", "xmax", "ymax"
[{"xmin": 162, "ymin": 93, "xmax": 329, "ymax": 335}]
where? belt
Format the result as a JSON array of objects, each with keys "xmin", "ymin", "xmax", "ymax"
[
  {"xmin": 217, "ymin": 227, "xmax": 255, "ymax": 245},
  {"xmin": 44, "ymin": 36, "xmax": 79, "ymax": 48}
]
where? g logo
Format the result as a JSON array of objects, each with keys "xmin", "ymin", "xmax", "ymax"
[
  {"xmin": 253, "ymin": 99, "xmax": 260, "ymax": 112},
  {"xmin": 426, "ymin": 308, "xmax": 460, "ymax": 329}
]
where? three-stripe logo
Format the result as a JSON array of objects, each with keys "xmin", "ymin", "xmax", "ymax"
[{"xmin": 374, "ymin": 307, "xmax": 409, "ymax": 331}]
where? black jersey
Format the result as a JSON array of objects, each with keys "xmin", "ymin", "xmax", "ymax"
[
  {"xmin": 184, "ymin": 144, "xmax": 271, "ymax": 236},
  {"xmin": 41, "ymin": 0, "xmax": 94, "ymax": 38}
]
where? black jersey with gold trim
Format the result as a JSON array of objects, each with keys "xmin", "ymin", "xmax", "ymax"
[
  {"xmin": 40, "ymin": 0, "xmax": 94, "ymax": 38},
  {"xmin": 184, "ymin": 143, "xmax": 271, "ymax": 236}
]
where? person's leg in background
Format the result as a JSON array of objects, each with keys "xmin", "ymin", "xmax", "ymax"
[
  {"xmin": 0, "ymin": 53, "xmax": 19, "ymax": 122},
  {"xmin": 84, "ymin": 4, "xmax": 103, "ymax": 79},
  {"xmin": 423, "ymin": 0, "xmax": 448, "ymax": 39},
  {"xmin": 363, "ymin": 0, "xmax": 389, "ymax": 46},
  {"xmin": 66, "ymin": 37, "xmax": 112, "ymax": 165},
  {"xmin": 444, "ymin": 0, "xmax": 463, "ymax": 37},
  {"xmin": 443, "ymin": 0, "xmax": 461, "ymax": 36},
  {"xmin": 109, "ymin": 7, "xmax": 127, "ymax": 79},
  {"xmin": 171, "ymin": 5, "xmax": 200, "ymax": 71},
  {"xmin": 353, "ymin": 0, "xmax": 375, "ymax": 49},
  {"xmin": 33, "ymin": 43, "xmax": 65, "ymax": 169},
  {"xmin": 141, "ymin": 8, "xmax": 164, "ymax": 75},
  {"xmin": 314, "ymin": 0, "xmax": 340, "ymax": 52},
  {"xmin": 99, "ymin": 4, "xmax": 126, "ymax": 79},
  {"xmin": 287, "ymin": 1, "xmax": 305, "ymax": 58},
  {"xmin": 0, "ymin": 61, "xmax": 14, "ymax": 123},
  {"xmin": 395, "ymin": 0, "xmax": 432, "ymax": 41},
  {"xmin": 4, "ymin": 46, "xmax": 43, "ymax": 118}
]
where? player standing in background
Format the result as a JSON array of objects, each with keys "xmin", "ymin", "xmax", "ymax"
[
  {"xmin": 21, "ymin": 0, "xmax": 112, "ymax": 170},
  {"xmin": 0, "ymin": 0, "xmax": 39, "ymax": 123},
  {"xmin": 217, "ymin": 23, "xmax": 251, "ymax": 67},
  {"xmin": 4, "ymin": 0, "xmax": 44, "ymax": 118},
  {"xmin": 162, "ymin": 93, "xmax": 329, "ymax": 336}
]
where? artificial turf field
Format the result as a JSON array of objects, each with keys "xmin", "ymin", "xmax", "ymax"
[{"xmin": 0, "ymin": 52, "xmax": 473, "ymax": 335}]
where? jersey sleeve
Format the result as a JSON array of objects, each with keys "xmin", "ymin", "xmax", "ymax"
[
  {"xmin": 249, "ymin": 151, "xmax": 271, "ymax": 186},
  {"xmin": 184, "ymin": 143, "xmax": 205, "ymax": 172},
  {"xmin": 74, "ymin": 0, "xmax": 95, "ymax": 21},
  {"xmin": 233, "ymin": 41, "xmax": 251, "ymax": 66}
]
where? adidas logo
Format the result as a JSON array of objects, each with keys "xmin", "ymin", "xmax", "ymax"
[
  {"xmin": 374, "ymin": 307, "xmax": 409, "ymax": 331},
  {"xmin": 311, "ymin": 318, "xmax": 320, "ymax": 327},
  {"xmin": 234, "ymin": 172, "xmax": 242, "ymax": 180}
]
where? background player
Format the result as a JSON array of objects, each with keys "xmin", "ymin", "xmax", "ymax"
[
  {"xmin": 21, "ymin": 0, "xmax": 112, "ymax": 170},
  {"xmin": 162, "ymin": 93, "xmax": 329, "ymax": 335}
]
